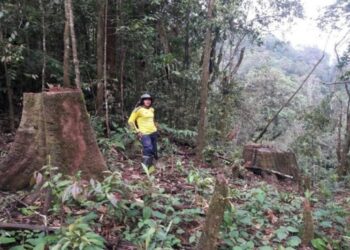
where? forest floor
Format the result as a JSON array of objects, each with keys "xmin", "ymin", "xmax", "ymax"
[{"xmin": 0, "ymin": 132, "xmax": 350, "ymax": 250}]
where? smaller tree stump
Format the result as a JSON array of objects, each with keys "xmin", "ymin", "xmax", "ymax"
[
  {"xmin": 0, "ymin": 90, "xmax": 107, "ymax": 191},
  {"xmin": 301, "ymin": 198, "xmax": 314, "ymax": 245},
  {"xmin": 196, "ymin": 174, "xmax": 228, "ymax": 250}
]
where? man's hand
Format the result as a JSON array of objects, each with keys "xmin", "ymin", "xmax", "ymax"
[{"xmin": 137, "ymin": 132, "xmax": 143, "ymax": 140}]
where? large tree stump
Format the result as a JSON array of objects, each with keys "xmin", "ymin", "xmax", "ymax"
[
  {"xmin": 0, "ymin": 90, "xmax": 107, "ymax": 190},
  {"xmin": 243, "ymin": 144, "xmax": 299, "ymax": 180}
]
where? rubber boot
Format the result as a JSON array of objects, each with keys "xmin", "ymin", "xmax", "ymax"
[{"xmin": 142, "ymin": 156, "xmax": 153, "ymax": 168}]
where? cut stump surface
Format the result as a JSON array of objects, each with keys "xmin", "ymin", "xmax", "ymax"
[{"xmin": 243, "ymin": 144, "xmax": 299, "ymax": 180}]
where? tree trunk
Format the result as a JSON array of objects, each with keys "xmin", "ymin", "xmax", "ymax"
[
  {"xmin": 96, "ymin": 0, "xmax": 106, "ymax": 115},
  {"xmin": 65, "ymin": 0, "xmax": 81, "ymax": 90},
  {"xmin": 196, "ymin": 0, "xmax": 215, "ymax": 160},
  {"xmin": 120, "ymin": 48, "xmax": 126, "ymax": 121},
  {"xmin": 4, "ymin": 63, "xmax": 15, "ymax": 132},
  {"xmin": 106, "ymin": 0, "xmax": 117, "ymax": 79},
  {"xmin": 104, "ymin": 0, "xmax": 110, "ymax": 137},
  {"xmin": 63, "ymin": 16, "xmax": 71, "ymax": 87},
  {"xmin": 39, "ymin": 0, "xmax": 46, "ymax": 90},
  {"xmin": 183, "ymin": 6, "xmax": 190, "ymax": 69},
  {"xmin": 339, "ymin": 97, "xmax": 350, "ymax": 176},
  {"xmin": 0, "ymin": 91, "xmax": 107, "ymax": 191}
]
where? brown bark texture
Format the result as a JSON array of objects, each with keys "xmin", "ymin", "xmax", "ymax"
[
  {"xmin": 0, "ymin": 91, "xmax": 107, "ymax": 191},
  {"xmin": 196, "ymin": 174, "xmax": 228, "ymax": 250},
  {"xmin": 63, "ymin": 18, "xmax": 71, "ymax": 87},
  {"xmin": 301, "ymin": 199, "xmax": 314, "ymax": 245},
  {"xmin": 4, "ymin": 63, "xmax": 15, "ymax": 132},
  {"xmin": 196, "ymin": 0, "xmax": 215, "ymax": 159},
  {"xmin": 96, "ymin": 0, "xmax": 106, "ymax": 115},
  {"xmin": 65, "ymin": 0, "xmax": 81, "ymax": 89},
  {"xmin": 243, "ymin": 144, "xmax": 299, "ymax": 179}
]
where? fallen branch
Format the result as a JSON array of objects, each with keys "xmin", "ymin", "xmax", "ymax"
[
  {"xmin": 0, "ymin": 222, "xmax": 59, "ymax": 232},
  {"xmin": 246, "ymin": 166, "xmax": 294, "ymax": 179}
]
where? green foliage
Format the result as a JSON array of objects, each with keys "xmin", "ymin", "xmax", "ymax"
[
  {"xmin": 220, "ymin": 184, "xmax": 303, "ymax": 249},
  {"xmin": 51, "ymin": 216, "xmax": 105, "ymax": 250},
  {"xmin": 92, "ymin": 116, "xmax": 138, "ymax": 153},
  {"xmin": 0, "ymin": 230, "xmax": 49, "ymax": 250},
  {"xmin": 158, "ymin": 123, "xmax": 197, "ymax": 142}
]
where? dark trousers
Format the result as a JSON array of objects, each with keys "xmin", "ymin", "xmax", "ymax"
[{"xmin": 141, "ymin": 132, "xmax": 158, "ymax": 159}]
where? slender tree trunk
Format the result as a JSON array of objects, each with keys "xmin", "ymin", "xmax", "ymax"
[
  {"xmin": 96, "ymin": 0, "xmax": 106, "ymax": 115},
  {"xmin": 183, "ymin": 7, "xmax": 190, "ymax": 70},
  {"xmin": 65, "ymin": 0, "xmax": 81, "ymax": 90},
  {"xmin": 104, "ymin": 0, "xmax": 110, "ymax": 138},
  {"xmin": 39, "ymin": 0, "xmax": 46, "ymax": 90},
  {"xmin": 63, "ymin": 16, "xmax": 71, "ymax": 87},
  {"xmin": 335, "ymin": 41, "xmax": 350, "ymax": 176},
  {"xmin": 196, "ymin": 0, "xmax": 215, "ymax": 160},
  {"xmin": 337, "ymin": 101, "xmax": 343, "ymax": 163},
  {"xmin": 339, "ymin": 88, "xmax": 350, "ymax": 175},
  {"xmin": 4, "ymin": 63, "xmax": 15, "ymax": 132},
  {"xmin": 106, "ymin": 0, "xmax": 117, "ymax": 79},
  {"xmin": 120, "ymin": 48, "xmax": 126, "ymax": 121},
  {"xmin": 157, "ymin": 18, "xmax": 171, "ymax": 83}
]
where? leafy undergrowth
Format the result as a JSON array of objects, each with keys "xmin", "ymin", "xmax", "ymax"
[{"xmin": 0, "ymin": 132, "xmax": 350, "ymax": 249}]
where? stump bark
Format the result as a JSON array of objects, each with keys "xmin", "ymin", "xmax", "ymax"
[
  {"xmin": 0, "ymin": 90, "xmax": 107, "ymax": 190},
  {"xmin": 196, "ymin": 174, "xmax": 228, "ymax": 250},
  {"xmin": 243, "ymin": 144, "xmax": 299, "ymax": 179}
]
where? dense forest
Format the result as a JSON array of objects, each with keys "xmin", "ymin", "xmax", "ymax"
[{"xmin": 1, "ymin": 0, "xmax": 350, "ymax": 249}]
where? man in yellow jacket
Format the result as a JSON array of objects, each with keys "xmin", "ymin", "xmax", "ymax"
[{"xmin": 128, "ymin": 93, "xmax": 158, "ymax": 167}]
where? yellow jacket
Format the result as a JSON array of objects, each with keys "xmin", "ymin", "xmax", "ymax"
[{"xmin": 128, "ymin": 106, "xmax": 157, "ymax": 135}]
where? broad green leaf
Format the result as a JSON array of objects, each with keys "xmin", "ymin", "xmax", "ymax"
[
  {"xmin": 143, "ymin": 206, "xmax": 153, "ymax": 220},
  {"xmin": 152, "ymin": 210, "xmax": 166, "ymax": 220},
  {"xmin": 275, "ymin": 227, "xmax": 289, "ymax": 240},
  {"xmin": 286, "ymin": 226, "xmax": 299, "ymax": 233},
  {"xmin": 287, "ymin": 236, "xmax": 301, "ymax": 247},
  {"xmin": 311, "ymin": 238, "xmax": 327, "ymax": 250},
  {"xmin": 9, "ymin": 246, "xmax": 26, "ymax": 250},
  {"xmin": 0, "ymin": 237, "xmax": 16, "ymax": 244},
  {"xmin": 33, "ymin": 242, "xmax": 45, "ymax": 250}
]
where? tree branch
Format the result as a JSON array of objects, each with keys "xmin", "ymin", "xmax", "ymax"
[{"xmin": 0, "ymin": 223, "xmax": 59, "ymax": 232}]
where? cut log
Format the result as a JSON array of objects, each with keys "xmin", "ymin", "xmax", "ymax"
[
  {"xmin": 0, "ymin": 90, "xmax": 107, "ymax": 191},
  {"xmin": 243, "ymin": 143, "xmax": 299, "ymax": 180}
]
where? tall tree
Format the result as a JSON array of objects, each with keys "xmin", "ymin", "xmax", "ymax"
[
  {"xmin": 196, "ymin": 0, "xmax": 215, "ymax": 159},
  {"xmin": 63, "ymin": 6, "xmax": 71, "ymax": 88},
  {"xmin": 96, "ymin": 0, "xmax": 106, "ymax": 115},
  {"xmin": 65, "ymin": 0, "xmax": 81, "ymax": 90}
]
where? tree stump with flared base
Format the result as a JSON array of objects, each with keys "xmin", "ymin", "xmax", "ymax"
[{"xmin": 0, "ymin": 90, "xmax": 107, "ymax": 191}]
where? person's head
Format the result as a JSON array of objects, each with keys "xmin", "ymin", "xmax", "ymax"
[{"xmin": 140, "ymin": 93, "xmax": 153, "ymax": 107}]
